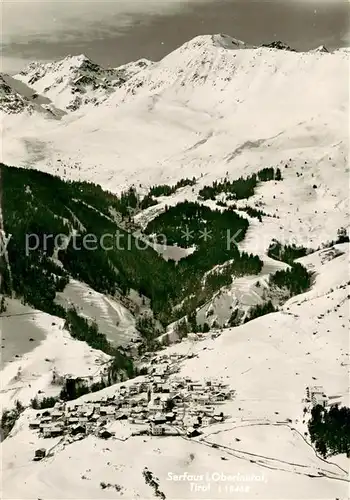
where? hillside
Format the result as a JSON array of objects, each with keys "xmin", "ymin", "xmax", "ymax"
[{"xmin": 1, "ymin": 245, "xmax": 349, "ymax": 499}]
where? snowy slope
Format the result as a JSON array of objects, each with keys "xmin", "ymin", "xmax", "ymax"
[
  {"xmin": 1, "ymin": 245, "xmax": 349, "ymax": 499},
  {"xmin": 0, "ymin": 306, "xmax": 110, "ymax": 410},
  {"xmin": 56, "ymin": 279, "xmax": 139, "ymax": 347},
  {"xmin": 15, "ymin": 55, "xmax": 153, "ymax": 112}
]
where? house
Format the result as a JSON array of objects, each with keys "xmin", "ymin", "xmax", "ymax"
[
  {"xmin": 202, "ymin": 416, "xmax": 216, "ymax": 426},
  {"xmin": 214, "ymin": 392, "xmax": 227, "ymax": 402},
  {"xmin": 170, "ymin": 394, "xmax": 184, "ymax": 406},
  {"xmin": 327, "ymin": 395, "xmax": 342, "ymax": 408},
  {"xmin": 157, "ymin": 383, "xmax": 171, "ymax": 393},
  {"xmin": 328, "ymin": 399, "xmax": 342, "ymax": 408},
  {"xmin": 43, "ymin": 425, "xmax": 64, "ymax": 438},
  {"xmin": 71, "ymin": 424, "xmax": 86, "ymax": 436},
  {"xmin": 213, "ymin": 412, "xmax": 224, "ymax": 422},
  {"xmin": 312, "ymin": 393, "xmax": 328, "ymax": 407},
  {"xmin": 306, "ymin": 386, "xmax": 328, "ymax": 407},
  {"xmin": 129, "ymin": 386, "xmax": 138, "ymax": 396},
  {"xmin": 149, "ymin": 423, "xmax": 164, "ymax": 436},
  {"xmin": 98, "ymin": 429, "xmax": 114, "ymax": 439},
  {"xmin": 184, "ymin": 415, "xmax": 200, "ymax": 428},
  {"xmin": 138, "ymin": 382, "xmax": 148, "ymax": 393},
  {"xmin": 33, "ymin": 448, "xmax": 46, "ymax": 461},
  {"xmin": 29, "ymin": 420, "xmax": 40, "ymax": 430},
  {"xmin": 115, "ymin": 412, "xmax": 128, "ymax": 420},
  {"xmin": 187, "ymin": 427, "xmax": 202, "ymax": 438},
  {"xmin": 194, "ymin": 394, "xmax": 210, "ymax": 405},
  {"xmin": 134, "ymin": 418, "xmax": 148, "ymax": 425},
  {"xmin": 165, "ymin": 412, "xmax": 176, "ymax": 422},
  {"xmin": 91, "ymin": 405, "xmax": 100, "ymax": 415},
  {"xmin": 137, "ymin": 396, "xmax": 148, "ymax": 406},
  {"xmin": 51, "ymin": 410, "xmax": 64, "ymax": 420},
  {"xmin": 152, "ymin": 412, "xmax": 167, "ymax": 424},
  {"xmin": 68, "ymin": 417, "xmax": 79, "ymax": 425},
  {"xmin": 193, "ymin": 383, "xmax": 204, "ymax": 391},
  {"xmin": 84, "ymin": 408, "xmax": 95, "ymax": 419},
  {"xmin": 306, "ymin": 386, "xmax": 324, "ymax": 400},
  {"xmin": 100, "ymin": 406, "xmax": 115, "ymax": 416},
  {"xmin": 40, "ymin": 416, "xmax": 52, "ymax": 424},
  {"xmin": 171, "ymin": 381, "xmax": 185, "ymax": 390},
  {"xmin": 131, "ymin": 406, "xmax": 145, "ymax": 415}
]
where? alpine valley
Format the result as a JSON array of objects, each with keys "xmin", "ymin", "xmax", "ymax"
[{"xmin": 0, "ymin": 34, "xmax": 349, "ymax": 499}]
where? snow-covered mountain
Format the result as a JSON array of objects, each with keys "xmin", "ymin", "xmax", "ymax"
[
  {"xmin": 1, "ymin": 34, "xmax": 348, "ymax": 196},
  {"xmin": 15, "ymin": 54, "xmax": 153, "ymax": 112},
  {"xmin": 0, "ymin": 74, "xmax": 34, "ymax": 114}
]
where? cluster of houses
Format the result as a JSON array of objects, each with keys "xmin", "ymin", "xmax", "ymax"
[{"xmin": 30, "ymin": 358, "xmax": 235, "ymax": 447}]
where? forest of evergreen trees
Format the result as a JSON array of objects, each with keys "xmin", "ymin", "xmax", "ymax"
[
  {"xmin": 267, "ymin": 239, "xmax": 310, "ymax": 264},
  {"xmin": 0, "ymin": 163, "xmax": 315, "ymax": 344},
  {"xmin": 0, "ymin": 164, "xmax": 263, "ymax": 327},
  {"xmin": 198, "ymin": 167, "xmax": 282, "ymax": 201},
  {"xmin": 1, "ymin": 164, "xmax": 315, "ymax": 371},
  {"xmin": 308, "ymin": 404, "xmax": 350, "ymax": 457},
  {"xmin": 270, "ymin": 263, "xmax": 313, "ymax": 295},
  {"xmin": 244, "ymin": 301, "xmax": 276, "ymax": 323},
  {"xmin": 149, "ymin": 177, "xmax": 196, "ymax": 197}
]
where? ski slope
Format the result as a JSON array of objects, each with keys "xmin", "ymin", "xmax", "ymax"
[{"xmin": 0, "ymin": 306, "xmax": 110, "ymax": 410}]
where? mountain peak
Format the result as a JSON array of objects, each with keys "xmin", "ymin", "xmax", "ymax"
[
  {"xmin": 261, "ymin": 40, "xmax": 296, "ymax": 51},
  {"xmin": 0, "ymin": 74, "xmax": 33, "ymax": 114},
  {"xmin": 312, "ymin": 45, "xmax": 329, "ymax": 53},
  {"xmin": 14, "ymin": 54, "xmax": 152, "ymax": 113}
]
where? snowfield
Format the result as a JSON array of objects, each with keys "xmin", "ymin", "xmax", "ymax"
[
  {"xmin": 0, "ymin": 307, "xmax": 110, "ymax": 410},
  {"xmin": 56, "ymin": 279, "xmax": 139, "ymax": 347}
]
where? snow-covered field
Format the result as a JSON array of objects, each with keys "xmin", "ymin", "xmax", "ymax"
[
  {"xmin": 0, "ymin": 308, "xmax": 110, "ymax": 410},
  {"xmin": 56, "ymin": 280, "xmax": 139, "ymax": 347}
]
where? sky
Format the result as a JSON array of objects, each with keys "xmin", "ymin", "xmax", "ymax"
[
  {"xmin": 1, "ymin": 0, "xmax": 196, "ymax": 42},
  {"xmin": 1, "ymin": 0, "xmax": 349, "ymax": 73}
]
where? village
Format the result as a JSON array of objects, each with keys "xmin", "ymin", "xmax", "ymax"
[{"xmin": 31, "ymin": 353, "xmax": 235, "ymax": 460}]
